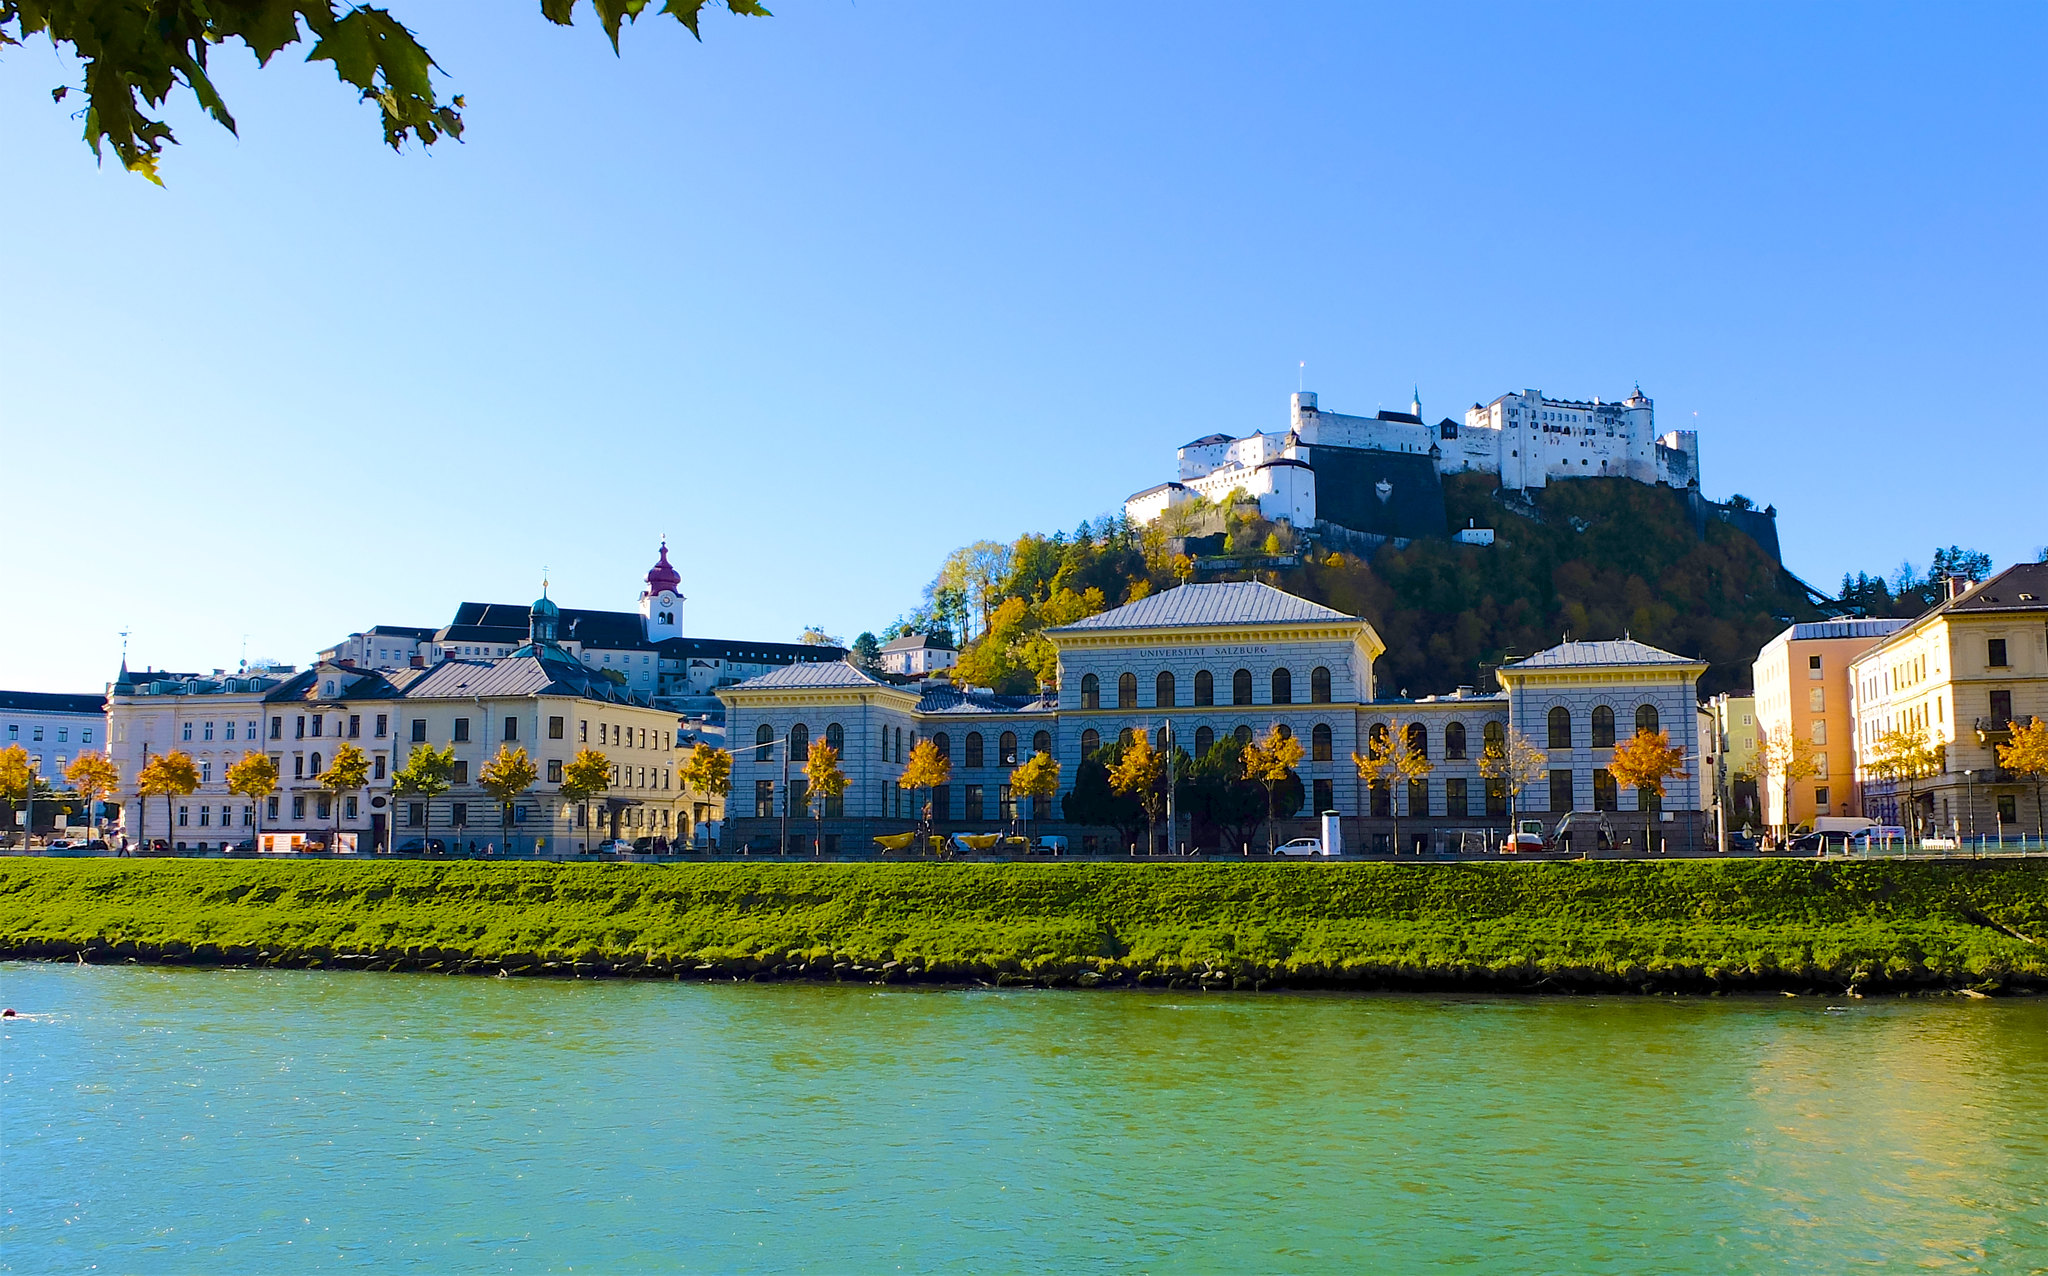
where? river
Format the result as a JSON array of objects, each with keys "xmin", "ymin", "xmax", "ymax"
[{"xmin": 3, "ymin": 965, "xmax": 2044, "ymax": 1272}]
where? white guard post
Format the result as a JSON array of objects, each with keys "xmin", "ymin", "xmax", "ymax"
[{"xmin": 1320, "ymin": 811, "xmax": 1343, "ymax": 858}]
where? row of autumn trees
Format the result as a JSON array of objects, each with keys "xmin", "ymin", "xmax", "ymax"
[{"xmin": 1743, "ymin": 716, "xmax": 2048, "ymax": 839}]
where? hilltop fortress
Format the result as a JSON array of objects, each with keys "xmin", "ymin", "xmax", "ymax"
[{"xmin": 1125, "ymin": 386, "xmax": 1705, "ymax": 544}]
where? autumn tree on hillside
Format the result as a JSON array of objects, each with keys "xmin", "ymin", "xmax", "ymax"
[
  {"xmin": 1478, "ymin": 727, "xmax": 1548, "ymax": 828},
  {"xmin": 317, "ymin": 742, "xmax": 371, "ymax": 851},
  {"xmin": 803, "ymin": 740, "xmax": 847, "ymax": 857},
  {"xmin": 1108, "ymin": 728, "xmax": 1169, "ymax": 854},
  {"xmin": 1741, "ymin": 730, "xmax": 1821, "ymax": 839},
  {"xmin": 478, "ymin": 744, "xmax": 538, "ymax": 852},
  {"xmin": 226, "ymin": 751, "xmax": 279, "ymax": 847},
  {"xmin": 1245, "ymin": 725, "xmax": 1304, "ymax": 855},
  {"xmin": 1354, "ymin": 717, "xmax": 1433, "ymax": 854},
  {"xmin": 1995, "ymin": 716, "xmax": 2048, "ymax": 839},
  {"xmin": 8, "ymin": 0, "xmax": 771, "ymax": 183},
  {"xmin": 1009, "ymin": 751, "xmax": 1061, "ymax": 848},
  {"xmin": 1608, "ymin": 728, "xmax": 1687, "ymax": 854},
  {"xmin": 65, "ymin": 750, "xmax": 120, "ymax": 844},
  {"xmin": 390, "ymin": 742, "xmax": 455, "ymax": 852},
  {"xmin": 137, "ymin": 749, "xmax": 199, "ymax": 849}
]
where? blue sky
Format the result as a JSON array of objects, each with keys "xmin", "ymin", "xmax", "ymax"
[{"xmin": 3, "ymin": 2, "xmax": 2044, "ymax": 693}]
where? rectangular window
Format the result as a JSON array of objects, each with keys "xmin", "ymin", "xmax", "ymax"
[
  {"xmin": 292, "ymin": 795, "xmax": 306, "ymax": 820},
  {"xmin": 549, "ymin": 717, "xmax": 565, "ymax": 740},
  {"xmin": 1808, "ymin": 654, "xmax": 1823, "ymax": 678},
  {"xmin": 999, "ymin": 784, "xmax": 1016, "ymax": 820},
  {"xmin": 374, "ymin": 755, "xmax": 386, "ymax": 781},
  {"xmin": 963, "ymin": 784, "xmax": 984, "ymax": 821},
  {"xmin": 580, "ymin": 721, "xmax": 589, "ymax": 743},
  {"xmin": 1990, "ymin": 690, "xmax": 2013, "ymax": 723},
  {"xmin": 178, "ymin": 806, "xmax": 189, "ymax": 826},
  {"xmin": 1593, "ymin": 768, "xmax": 1618, "ymax": 811},
  {"xmin": 224, "ymin": 723, "xmax": 235, "ymax": 741},
  {"xmin": 1809, "ymin": 688, "xmax": 1825, "ymax": 712},
  {"xmin": 293, "ymin": 756, "xmax": 305, "ymax": 779},
  {"xmin": 451, "ymin": 802, "xmax": 468, "ymax": 828},
  {"xmin": 1988, "ymin": 638, "xmax": 2009, "ymax": 668},
  {"xmin": 1445, "ymin": 777, "xmax": 1469, "ymax": 818},
  {"xmin": 295, "ymin": 716, "xmax": 306, "ymax": 739},
  {"xmin": 317, "ymin": 795, "xmax": 332, "ymax": 819},
  {"xmin": 756, "ymin": 780, "xmax": 774, "ymax": 819},
  {"xmin": 932, "ymin": 785, "xmax": 953, "ymax": 822},
  {"xmin": 1997, "ymin": 794, "xmax": 2019, "ymax": 824},
  {"xmin": 1810, "ymin": 719, "xmax": 1827, "ymax": 745},
  {"xmin": 504, "ymin": 717, "xmax": 518, "ymax": 742},
  {"xmin": 1313, "ymin": 778, "xmax": 1334, "ymax": 813},
  {"xmin": 82, "ymin": 728, "xmax": 93, "ymax": 745},
  {"xmin": 547, "ymin": 759, "xmax": 563, "ymax": 783},
  {"xmin": 1370, "ymin": 782, "xmax": 1390, "ymax": 818},
  {"xmin": 197, "ymin": 806, "xmax": 210, "ymax": 827},
  {"xmin": 242, "ymin": 806, "xmax": 254, "ymax": 827},
  {"xmin": 407, "ymin": 802, "xmax": 423, "ymax": 827},
  {"xmin": 453, "ymin": 718, "xmax": 470, "ymax": 743},
  {"xmin": 181, "ymin": 722, "xmax": 192, "ymax": 741},
  {"xmin": 348, "ymin": 715, "xmax": 361, "ymax": 738},
  {"xmin": 311, "ymin": 715, "xmax": 322, "ymax": 737},
  {"xmin": 1814, "ymin": 786, "xmax": 1830, "ymax": 810},
  {"xmin": 345, "ymin": 796, "xmax": 359, "ymax": 819},
  {"xmin": 200, "ymin": 722, "xmax": 212, "ymax": 741},
  {"xmin": 1407, "ymin": 778, "xmax": 1429, "ymax": 818},
  {"xmin": 271, "ymin": 716, "xmax": 283, "ymax": 740},
  {"xmin": 375, "ymin": 714, "xmax": 388, "ymax": 737},
  {"xmin": 411, "ymin": 719, "xmax": 427, "ymax": 743},
  {"xmin": 1549, "ymin": 768, "xmax": 1575, "ymax": 813},
  {"xmin": 454, "ymin": 761, "xmax": 469, "ymax": 785},
  {"xmin": 267, "ymin": 795, "xmax": 280, "ymax": 820},
  {"xmin": 200, "ymin": 761, "xmax": 212, "ymax": 783}
]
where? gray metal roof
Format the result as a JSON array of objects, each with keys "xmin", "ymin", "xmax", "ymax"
[
  {"xmin": 1049, "ymin": 582, "xmax": 1356, "ymax": 632},
  {"xmin": 1781, "ymin": 619, "xmax": 1909, "ymax": 642},
  {"xmin": 727, "ymin": 661, "xmax": 894, "ymax": 691},
  {"xmin": 880, "ymin": 633, "xmax": 954, "ymax": 653},
  {"xmin": 391, "ymin": 655, "xmax": 646, "ymax": 704},
  {"xmin": 0, "ymin": 690, "xmax": 106, "ymax": 715},
  {"xmin": 1506, "ymin": 639, "xmax": 1701, "ymax": 670}
]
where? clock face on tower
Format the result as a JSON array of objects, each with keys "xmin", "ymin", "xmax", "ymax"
[{"xmin": 659, "ymin": 591, "xmax": 675, "ymax": 607}]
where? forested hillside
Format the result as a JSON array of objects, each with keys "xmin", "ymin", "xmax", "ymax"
[{"xmin": 890, "ymin": 475, "xmax": 1821, "ymax": 700}]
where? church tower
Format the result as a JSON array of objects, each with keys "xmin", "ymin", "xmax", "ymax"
[{"xmin": 639, "ymin": 540, "xmax": 684, "ymax": 640}]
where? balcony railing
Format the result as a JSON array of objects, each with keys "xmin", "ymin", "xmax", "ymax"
[{"xmin": 1975, "ymin": 716, "xmax": 2014, "ymax": 744}]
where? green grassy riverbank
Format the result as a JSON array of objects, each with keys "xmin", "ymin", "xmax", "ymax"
[{"xmin": 2, "ymin": 858, "xmax": 2044, "ymax": 993}]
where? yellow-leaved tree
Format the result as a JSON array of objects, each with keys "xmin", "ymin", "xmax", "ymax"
[
  {"xmin": 1478, "ymin": 726, "xmax": 1548, "ymax": 829},
  {"xmin": 65, "ymin": 750, "xmax": 120, "ymax": 845},
  {"xmin": 137, "ymin": 749, "xmax": 200, "ymax": 850},
  {"xmin": 1010, "ymin": 751, "xmax": 1061, "ymax": 849},
  {"xmin": 0, "ymin": 744, "xmax": 37, "ymax": 849},
  {"xmin": 1607, "ymin": 728, "xmax": 1688, "ymax": 854},
  {"xmin": 1741, "ymin": 729, "xmax": 1821, "ymax": 839},
  {"xmin": 804, "ymin": 740, "xmax": 847, "ymax": 857},
  {"xmin": 1354, "ymin": 717, "xmax": 1434, "ymax": 854},
  {"xmin": 390, "ymin": 742, "xmax": 456, "ymax": 853},
  {"xmin": 1865, "ymin": 725, "xmax": 1944, "ymax": 841},
  {"xmin": 898, "ymin": 739, "xmax": 951, "ymax": 845},
  {"xmin": 225, "ymin": 751, "xmax": 279, "ymax": 848},
  {"xmin": 317, "ymin": 741, "xmax": 372, "ymax": 851},
  {"xmin": 1108, "ymin": 728, "xmax": 1168, "ymax": 854},
  {"xmin": 1994, "ymin": 716, "xmax": 2048, "ymax": 839},
  {"xmin": 1245, "ymin": 725, "xmax": 1304, "ymax": 854},
  {"xmin": 558, "ymin": 747, "xmax": 614, "ymax": 850},
  {"xmin": 478, "ymin": 744, "xmax": 538, "ymax": 852},
  {"xmin": 680, "ymin": 744, "xmax": 733, "ymax": 848}
]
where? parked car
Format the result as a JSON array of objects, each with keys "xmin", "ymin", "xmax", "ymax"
[
  {"xmin": 1033, "ymin": 836, "xmax": 1068, "ymax": 856},
  {"xmin": 43, "ymin": 839, "xmax": 77, "ymax": 850},
  {"xmin": 1724, "ymin": 829, "xmax": 1760, "ymax": 853},
  {"xmin": 1274, "ymin": 837, "xmax": 1326, "ymax": 857},
  {"xmin": 594, "ymin": 840, "xmax": 634, "ymax": 854},
  {"xmin": 394, "ymin": 838, "xmax": 448, "ymax": 855}
]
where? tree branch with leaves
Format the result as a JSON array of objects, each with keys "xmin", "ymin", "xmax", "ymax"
[
  {"xmin": 479, "ymin": 744, "xmax": 538, "ymax": 852},
  {"xmin": 1608, "ymin": 728, "xmax": 1687, "ymax": 855},
  {"xmin": 226, "ymin": 750, "xmax": 279, "ymax": 848}
]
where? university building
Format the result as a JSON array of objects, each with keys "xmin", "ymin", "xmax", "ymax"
[{"xmin": 719, "ymin": 581, "xmax": 1709, "ymax": 854}]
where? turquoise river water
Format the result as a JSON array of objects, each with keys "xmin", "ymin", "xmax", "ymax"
[{"xmin": 3, "ymin": 965, "xmax": 2045, "ymax": 1273}]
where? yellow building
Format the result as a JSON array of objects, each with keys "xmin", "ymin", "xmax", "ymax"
[
  {"xmin": 1751, "ymin": 619, "xmax": 1907, "ymax": 829},
  {"xmin": 1848, "ymin": 563, "xmax": 2048, "ymax": 837}
]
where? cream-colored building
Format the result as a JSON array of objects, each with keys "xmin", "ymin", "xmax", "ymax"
[
  {"xmin": 1848, "ymin": 564, "xmax": 2048, "ymax": 836},
  {"xmin": 1751, "ymin": 619, "xmax": 1907, "ymax": 828},
  {"xmin": 1701, "ymin": 692, "xmax": 1762, "ymax": 834}
]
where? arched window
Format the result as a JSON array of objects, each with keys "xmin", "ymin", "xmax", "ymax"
[
  {"xmin": 1155, "ymin": 671, "xmax": 1175, "ymax": 708},
  {"xmin": 1195, "ymin": 726, "xmax": 1215, "ymax": 756},
  {"xmin": 1445, "ymin": 722, "xmax": 1467, "ymax": 760},
  {"xmin": 1406, "ymin": 722, "xmax": 1428, "ymax": 759},
  {"xmin": 1118, "ymin": 727, "xmax": 1134, "ymax": 748},
  {"xmin": 999, "ymin": 732, "xmax": 1018, "ymax": 765},
  {"xmin": 1312, "ymin": 723, "xmax": 1333, "ymax": 762},
  {"xmin": 1311, "ymin": 666, "xmax": 1332, "ymax": 703},
  {"xmin": 1032, "ymin": 730, "xmax": 1051, "ymax": 756},
  {"xmin": 755, "ymin": 722, "xmax": 773, "ymax": 761},
  {"xmin": 1233, "ymin": 669, "xmax": 1253, "ymax": 705},
  {"xmin": 1117, "ymin": 672, "xmax": 1137, "ymax": 709},
  {"xmin": 310, "ymin": 752, "xmax": 322, "ymax": 776},
  {"xmin": 1368, "ymin": 722, "xmax": 1389, "ymax": 751},
  {"xmin": 1272, "ymin": 668, "xmax": 1293, "ymax": 705},
  {"xmin": 1636, "ymin": 704, "xmax": 1660, "ymax": 736},
  {"xmin": 965, "ymin": 732, "xmax": 984, "ymax": 769},
  {"xmin": 790, "ymin": 723, "xmax": 809, "ymax": 761},
  {"xmin": 1194, "ymin": 670, "xmax": 1214, "ymax": 706},
  {"xmin": 1484, "ymin": 720, "xmax": 1505, "ymax": 753},
  {"xmin": 1234, "ymin": 724, "xmax": 1252, "ymax": 746},
  {"xmin": 1591, "ymin": 705, "xmax": 1616, "ymax": 748},
  {"xmin": 1080, "ymin": 673, "xmax": 1100, "ymax": 710},
  {"xmin": 826, "ymin": 722, "xmax": 844, "ymax": 752},
  {"xmin": 1080, "ymin": 728, "xmax": 1100, "ymax": 758},
  {"xmin": 1547, "ymin": 707, "xmax": 1571, "ymax": 750},
  {"xmin": 932, "ymin": 732, "xmax": 950, "ymax": 762},
  {"xmin": 1276, "ymin": 724, "xmax": 1292, "ymax": 740}
]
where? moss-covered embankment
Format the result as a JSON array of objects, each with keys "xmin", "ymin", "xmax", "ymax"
[{"xmin": 1, "ymin": 857, "xmax": 2044, "ymax": 993}]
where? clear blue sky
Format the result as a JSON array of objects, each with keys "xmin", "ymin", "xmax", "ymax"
[{"xmin": 4, "ymin": 2, "xmax": 2044, "ymax": 694}]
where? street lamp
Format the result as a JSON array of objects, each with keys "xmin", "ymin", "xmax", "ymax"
[{"xmin": 1963, "ymin": 769, "xmax": 1976, "ymax": 849}]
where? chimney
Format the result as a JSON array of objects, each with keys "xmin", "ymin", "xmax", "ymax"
[
  {"xmin": 338, "ymin": 658, "xmax": 356, "ymax": 669},
  {"xmin": 1948, "ymin": 575, "xmax": 1970, "ymax": 601},
  {"xmin": 410, "ymin": 655, "xmax": 425, "ymax": 669}
]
